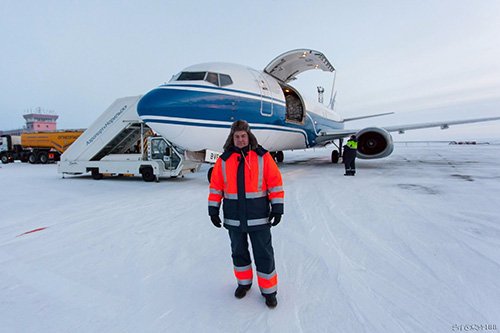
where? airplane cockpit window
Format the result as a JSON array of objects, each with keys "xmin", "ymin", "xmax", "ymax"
[
  {"xmin": 206, "ymin": 72, "xmax": 219, "ymax": 86},
  {"xmin": 177, "ymin": 72, "xmax": 206, "ymax": 81},
  {"xmin": 219, "ymin": 74, "xmax": 233, "ymax": 87},
  {"xmin": 175, "ymin": 71, "xmax": 233, "ymax": 87}
]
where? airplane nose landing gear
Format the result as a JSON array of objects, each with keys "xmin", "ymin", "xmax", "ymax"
[
  {"xmin": 276, "ymin": 151, "xmax": 284, "ymax": 163},
  {"xmin": 271, "ymin": 151, "xmax": 284, "ymax": 163},
  {"xmin": 207, "ymin": 166, "xmax": 213, "ymax": 182}
]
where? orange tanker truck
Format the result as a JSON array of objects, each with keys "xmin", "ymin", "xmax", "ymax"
[{"xmin": 0, "ymin": 130, "xmax": 84, "ymax": 164}]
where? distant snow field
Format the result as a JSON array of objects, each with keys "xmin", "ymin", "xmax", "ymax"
[{"xmin": 1, "ymin": 144, "xmax": 499, "ymax": 333}]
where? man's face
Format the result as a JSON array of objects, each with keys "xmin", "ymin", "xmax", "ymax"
[{"xmin": 233, "ymin": 130, "xmax": 249, "ymax": 149}]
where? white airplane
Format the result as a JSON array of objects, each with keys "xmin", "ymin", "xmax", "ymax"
[{"xmin": 137, "ymin": 49, "xmax": 500, "ymax": 167}]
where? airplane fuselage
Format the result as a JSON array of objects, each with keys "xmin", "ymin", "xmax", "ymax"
[{"xmin": 137, "ymin": 62, "xmax": 343, "ymax": 152}]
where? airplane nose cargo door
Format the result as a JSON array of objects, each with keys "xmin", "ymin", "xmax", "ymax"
[{"xmin": 250, "ymin": 69, "xmax": 273, "ymax": 117}]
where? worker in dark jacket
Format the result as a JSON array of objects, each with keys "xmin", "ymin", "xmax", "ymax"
[
  {"xmin": 208, "ymin": 120, "xmax": 284, "ymax": 308},
  {"xmin": 343, "ymin": 135, "xmax": 358, "ymax": 176}
]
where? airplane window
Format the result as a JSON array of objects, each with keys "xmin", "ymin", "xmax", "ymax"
[
  {"xmin": 220, "ymin": 74, "xmax": 233, "ymax": 87},
  {"xmin": 177, "ymin": 72, "xmax": 206, "ymax": 81},
  {"xmin": 169, "ymin": 72, "xmax": 181, "ymax": 82},
  {"xmin": 206, "ymin": 72, "xmax": 219, "ymax": 86}
]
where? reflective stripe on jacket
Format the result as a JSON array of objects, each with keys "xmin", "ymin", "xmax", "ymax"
[{"xmin": 208, "ymin": 146, "xmax": 284, "ymax": 232}]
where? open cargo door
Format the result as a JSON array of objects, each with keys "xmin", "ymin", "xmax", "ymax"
[{"xmin": 264, "ymin": 49, "xmax": 335, "ymax": 83}]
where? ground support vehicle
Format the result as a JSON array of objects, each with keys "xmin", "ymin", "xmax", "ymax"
[
  {"xmin": 57, "ymin": 96, "xmax": 200, "ymax": 182},
  {"xmin": 1, "ymin": 130, "xmax": 83, "ymax": 164}
]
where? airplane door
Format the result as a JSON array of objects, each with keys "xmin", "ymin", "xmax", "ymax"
[{"xmin": 250, "ymin": 70, "xmax": 273, "ymax": 117}]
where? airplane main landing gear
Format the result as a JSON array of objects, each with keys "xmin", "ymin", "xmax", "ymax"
[
  {"xmin": 331, "ymin": 150, "xmax": 339, "ymax": 163},
  {"xmin": 331, "ymin": 138, "xmax": 344, "ymax": 164}
]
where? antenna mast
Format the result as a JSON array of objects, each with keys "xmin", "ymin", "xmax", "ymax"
[{"xmin": 328, "ymin": 71, "xmax": 337, "ymax": 110}]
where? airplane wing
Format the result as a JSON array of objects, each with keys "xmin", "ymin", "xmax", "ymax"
[
  {"xmin": 316, "ymin": 130, "xmax": 358, "ymax": 144},
  {"xmin": 316, "ymin": 115, "xmax": 500, "ymax": 144},
  {"xmin": 382, "ymin": 116, "xmax": 500, "ymax": 133}
]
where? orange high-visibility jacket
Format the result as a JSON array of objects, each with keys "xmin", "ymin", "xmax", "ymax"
[{"xmin": 208, "ymin": 146, "xmax": 284, "ymax": 232}]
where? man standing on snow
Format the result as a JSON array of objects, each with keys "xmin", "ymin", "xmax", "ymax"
[
  {"xmin": 343, "ymin": 135, "xmax": 358, "ymax": 176},
  {"xmin": 208, "ymin": 120, "xmax": 284, "ymax": 308}
]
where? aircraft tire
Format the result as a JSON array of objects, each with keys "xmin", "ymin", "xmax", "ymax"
[
  {"xmin": 331, "ymin": 150, "xmax": 339, "ymax": 163},
  {"xmin": 207, "ymin": 167, "xmax": 213, "ymax": 183},
  {"xmin": 276, "ymin": 151, "xmax": 284, "ymax": 163}
]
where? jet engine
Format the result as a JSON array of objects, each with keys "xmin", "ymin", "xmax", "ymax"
[{"xmin": 355, "ymin": 127, "xmax": 394, "ymax": 159}]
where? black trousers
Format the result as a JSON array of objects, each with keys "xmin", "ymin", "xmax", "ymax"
[
  {"xmin": 345, "ymin": 159, "xmax": 356, "ymax": 173},
  {"xmin": 228, "ymin": 227, "xmax": 275, "ymax": 275}
]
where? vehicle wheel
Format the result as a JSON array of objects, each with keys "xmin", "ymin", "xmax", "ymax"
[
  {"xmin": 1, "ymin": 154, "xmax": 8, "ymax": 164},
  {"xmin": 207, "ymin": 167, "xmax": 213, "ymax": 182},
  {"xmin": 276, "ymin": 151, "xmax": 284, "ymax": 163},
  {"xmin": 331, "ymin": 150, "xmax": 339, "ymax": 163},
  {"xmin": 91, "ymin": 169, "xmax": 103, "ymax": 180},
  {"xmin": 39, "ymin": 152, "xmax": 49, "ymax": 164},
  {"xmin": 141, "ymin": 167, "xmax": 156, "ymax": 182},
  {"xmin": 28, "ymin": 153, "xmax": 38, "ymax": 164}
]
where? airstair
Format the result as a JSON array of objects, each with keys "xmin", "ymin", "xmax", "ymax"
[
  {"xmin": 58, "ymin": 96, "xmax": 200, "ymax": 181},
  {"xmin": 91, "ymin": 123, "xmax": 143, "ymax": 161}
]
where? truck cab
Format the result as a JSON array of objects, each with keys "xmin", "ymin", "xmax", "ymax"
[
  {"xmin": 0, "ymin": 135, "xmax": 26, "ymax": 164},
  {"xmin": 0, "ymin": 136, "xmax": 9, "ymax": 163}
]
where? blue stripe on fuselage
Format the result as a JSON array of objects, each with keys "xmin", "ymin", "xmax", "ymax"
[{"xmin": 137, "ymin": 86, "xmax": 344, "ymax": 148}]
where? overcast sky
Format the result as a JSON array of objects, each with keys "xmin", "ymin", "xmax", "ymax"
[{"xmin": 1, "ymin": 0, "xmax": 499, "ymax": 140}]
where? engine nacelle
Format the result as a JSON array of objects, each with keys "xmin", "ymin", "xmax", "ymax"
[{"xmin": 355, "ymin": 127, "xmax": 394, "ymax": 159}]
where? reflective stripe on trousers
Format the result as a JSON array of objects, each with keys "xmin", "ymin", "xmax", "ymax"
[
  {"xmin": 257, "ymin": 270, "xmax": 278, "ymax": 294},
  {"xmin": 234, "ymin": 264, "xmax": 253, "ymax": 285}
]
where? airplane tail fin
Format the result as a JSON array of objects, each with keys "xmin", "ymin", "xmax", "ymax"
[{"xmin": 343, "ymin": 112, "xmax": 394, "ymax": 122}]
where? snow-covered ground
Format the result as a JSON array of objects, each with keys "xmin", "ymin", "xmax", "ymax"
[{"xmin": 1, "ymin": 143, "xmax": 499, "ymax": 333}]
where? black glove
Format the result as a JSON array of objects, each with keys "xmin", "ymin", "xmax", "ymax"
[
  {"xmin": 268, "ymin": 212, "xmax": 282, "ymax": 226},
  {"xmin": 210, "ymin": 215, "xmax": 222, "ymax": 228}
]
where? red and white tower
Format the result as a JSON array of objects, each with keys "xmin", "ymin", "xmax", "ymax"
[{"xmin": 23, "ymin": 109, "xmax": 58, "ymax": 132}]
